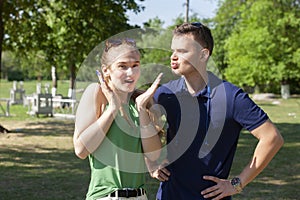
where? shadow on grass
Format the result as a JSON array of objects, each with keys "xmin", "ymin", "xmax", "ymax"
[
  {"xmin": 9, "ymin": 119, "xmax": 75, "ymax": 137},
  {"xmin": 230, "ymin": 122, "xmax": 300, "ymax": 200},
  {"xmin": 0, "ymin": 147, "xmax": 90, "ymax": 200},
  {"xmin": 0, "ymin": 121, "xmax": 298, "ymax": 200},
  {"xmin": 0, "ymin": 119, "xmax": 90, "ymax": 200},
  {"xmin": 140, "ymin": 122, "xmax": 300, "ymax": 200}
]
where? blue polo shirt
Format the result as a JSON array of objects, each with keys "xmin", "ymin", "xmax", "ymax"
[{"xmin": 154, "ymin": 72, "xmax": 268, "ymax": 200}]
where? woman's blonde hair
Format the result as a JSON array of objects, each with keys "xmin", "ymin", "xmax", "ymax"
[{"xmin": 101, "ymin": 38, "xmax": 140, "ymax": 67}]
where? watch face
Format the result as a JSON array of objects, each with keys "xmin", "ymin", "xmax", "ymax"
[
  {"xmin": 231, "ymin": 177, "xmax": 242, "ymax": 193},
  {"xmin": 231, "ymin": 177, "xmax": 240, "ymax": 185}
]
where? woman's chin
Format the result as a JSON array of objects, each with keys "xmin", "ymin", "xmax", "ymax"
[{"xmin": 120, "ymin": 87, "xmax": 135, "ymax": 93}]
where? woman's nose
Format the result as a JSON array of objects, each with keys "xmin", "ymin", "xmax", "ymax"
[{"xmin": 126, "ymin": 67, "xmax": 133, "ymax": 76}]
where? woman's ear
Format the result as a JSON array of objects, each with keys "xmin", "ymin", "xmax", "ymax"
[
  {"xmin": 101, "ymin": 65, "xmax": 109, "ymax": 77},
  {"xmin": 101, "ymin": 65, "xmax": 111, "ymax": 82}
]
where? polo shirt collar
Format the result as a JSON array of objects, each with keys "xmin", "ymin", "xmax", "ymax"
[{"xmin": 180, "ymin": 76, "xmax": 210, "ymax": 98}]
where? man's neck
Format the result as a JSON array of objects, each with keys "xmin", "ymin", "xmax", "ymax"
[{"xmin": 184, "ymin": 71, "xmax": 208, "ymax": 95}]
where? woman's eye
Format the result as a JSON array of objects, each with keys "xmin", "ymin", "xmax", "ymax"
[{"xmin": 119, "ymin": 65, "xmax": 128, "ymax": 70}]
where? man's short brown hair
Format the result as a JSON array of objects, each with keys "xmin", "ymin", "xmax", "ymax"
[{"xmin": 173, "ymin": 22, "xmax": 214, "ymax": 56}]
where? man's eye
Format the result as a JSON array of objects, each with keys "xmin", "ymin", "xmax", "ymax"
[{"xmin": 178, "ymin": 49, "xmax": 187, "ymax": 53}]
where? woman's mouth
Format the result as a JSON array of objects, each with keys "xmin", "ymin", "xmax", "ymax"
[{"xmin": 124, "ymin": 79, "xmax": 134, "ymax": 84}]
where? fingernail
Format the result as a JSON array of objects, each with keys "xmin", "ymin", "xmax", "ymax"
[{"xmin": 96, "ymin": 70, "xmax": 101, "ymax": 76}]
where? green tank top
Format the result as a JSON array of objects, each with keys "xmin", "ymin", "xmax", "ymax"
[{"xmin": 86, "ymin": 101, "xmax": 146, "ymax": 200}]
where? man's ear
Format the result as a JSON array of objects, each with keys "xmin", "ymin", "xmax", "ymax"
[{"xmin": 200, "ymin": 49, "xmax": 210, "ymax": 62}]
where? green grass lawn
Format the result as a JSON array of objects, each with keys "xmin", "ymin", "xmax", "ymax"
[
  {"xmin": 0, "ymin": 79, "xmax": 69, "ymax": 98},
  {"xmin": 0, "ymin": 80, "xmax": 299, "ymax": 200},
  {"xmin": 229, "ymin": 97, "xmax": 300, "ymax": 200},
  {"xmin": 0, "ymin": 79, "xmax": 90, "ymax": 99}
]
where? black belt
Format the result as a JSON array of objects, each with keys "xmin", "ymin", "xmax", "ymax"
[{"xmin": 108, "ymin": 188, "xmax": 146, "ymax": 198}]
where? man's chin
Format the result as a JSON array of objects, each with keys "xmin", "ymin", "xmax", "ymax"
[{"xmin": 171, "ymin": 69, "xmax": 182, "ymax": 76}]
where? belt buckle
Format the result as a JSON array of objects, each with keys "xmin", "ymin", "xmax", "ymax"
[
  {"xmin": 125, "ymin": 188, "xmax": 129, "ymax": 198},
  {"xmin": 124, "ymin": 188, "xmax": 138, "ymax": 198}
]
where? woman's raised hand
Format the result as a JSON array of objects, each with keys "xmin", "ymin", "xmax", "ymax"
[
  {"xmin": 96, "ymin": 70, "xmax": 121, "ymax": 112},
  {"xmin": 135, "ymin": 73, "xmax": 163, "ymax": 111}
]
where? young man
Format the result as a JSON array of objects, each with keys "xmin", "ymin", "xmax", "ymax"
[{"xmin": 150, "ymin": 22, "xmax": 284, "ymax": 200}]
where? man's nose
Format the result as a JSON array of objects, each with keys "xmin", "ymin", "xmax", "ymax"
[{"xmin": 171, "ymin": 52, "xmax": 178, "ymax": 60}]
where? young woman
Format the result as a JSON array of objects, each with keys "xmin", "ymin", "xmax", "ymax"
[{"xmin": 73, "ymin": 38, "xmax": 163, "ymax": 200}]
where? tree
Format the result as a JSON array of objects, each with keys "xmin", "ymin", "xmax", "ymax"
[
  {"xmin": 0, "ymin": 0, "xmax": 3, "ymax": 78},
  {"xmin": 224, "ymin": 0, "xmax": 300, "ymax": 93},
  {"xmin": 1, "ymin": 0, "xmax": 144, "ymax": 96},
  {"xmin": 211, "ymin": 0, "xmax": 245, "ymax": 77},
  {"xmin": 43, "ymin": 0, "xmax": 145, "ymax": 97},
  {"xmin": 212, "ymin": 0, "xmax": 300, "ymax": 94},
  {"xmin": 137, "ymin": 14, "xmax": 210, "ymax": 87},
  {"xmin": 185, "ymin": 0, "xmax": 190, "ymax": 22}
]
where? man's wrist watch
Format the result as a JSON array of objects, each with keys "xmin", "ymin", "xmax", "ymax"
[{"xmin": 230, "ymin": 177, "xmax": 243, "ymax": 193}]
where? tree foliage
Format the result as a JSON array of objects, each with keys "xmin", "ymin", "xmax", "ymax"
[
  {"xmin": 123, "ymin": 18, "xmax": 176, "ymax": 87},
  {"xmin": 211, "ymin": 0, "xmax": 243, "ymax": 76},
  {"xmin": 137, "ymin": 14, "xmax": 211, "ymax": 86},
  {"xmin": 1, "ymin": 0, "xmax": 144, "ymax": 85},
  {"xmin": 2, "ymin": 0, "xmax": 300, "ymax": 95},
  {"xmin": 213, "ymin": 0, "xmax": 300, "ymax": 91}
]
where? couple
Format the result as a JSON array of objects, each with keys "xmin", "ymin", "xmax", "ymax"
[{"xmin": 73, "ymin": 22, "xmax": 284, "ymax": 200}]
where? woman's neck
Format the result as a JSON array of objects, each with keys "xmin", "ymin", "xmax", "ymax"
[{"xmin": 108, "ymin": 82, "xmax": 130, "ymax": 104}]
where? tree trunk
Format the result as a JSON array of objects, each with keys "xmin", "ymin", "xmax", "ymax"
[
  {"xmin": 51, "ymin": 66, "xmax": 57, "ymax": 96},
  {"xmin": 185, "ymin": 0, "xmax": 189, "ymax": 23},
  {"xmin": 0, "ymin": 0, "xmax": 4, "ymax": 79},
  {"xmin": 68, "ymin": 63, "xmax": 76, "ymax": 99},
  {"xmin": 281, "ymin": 79, "xmax": 290, "ymax": 99},
  {"xmin": 281, "ymin": 84, "xmax": 290, "ymax": 99}
]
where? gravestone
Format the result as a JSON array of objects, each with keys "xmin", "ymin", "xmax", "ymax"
[{"xmin": 10, "ymin": 81, "xmax": 25, "ymax": 104}]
